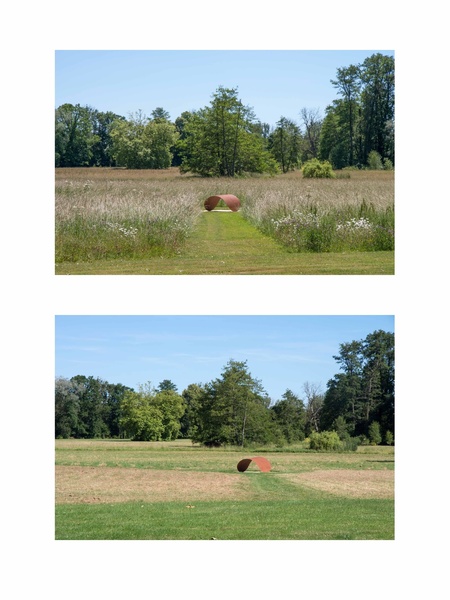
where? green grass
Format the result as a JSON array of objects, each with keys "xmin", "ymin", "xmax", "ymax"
[
  {"xmin": 55, "ymin": 497, "xmax": 393, "ymax": 540},
  {"xmin": 55, "ymin": 251, "xmax": 394, "ymax": 275},
  {"xmin": 55, "ymin": 440, "xmax": 394, "ymax": 472},
  {"xmin": 55, "ymin": 440, "xmax": 394, "ymax": 539}
]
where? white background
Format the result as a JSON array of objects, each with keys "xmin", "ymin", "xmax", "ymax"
[{"xmin": 2, "ymin": 1, "xmax": 448, "ymax": 598}]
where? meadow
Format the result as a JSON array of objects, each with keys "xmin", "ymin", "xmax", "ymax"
[
  {"xmin": 55, "ymin": 439, "xmax": 394, "ymax": 540},
  {"xmin": 55, "ymin": 168, "xmax": 394, "ymax": 275}
]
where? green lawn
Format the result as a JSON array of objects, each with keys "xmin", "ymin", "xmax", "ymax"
[
  {"xmin": 55, "ymin": 497, "xmax": 393, "ymax": 540},
  {"xmin": 55, "ymin": 440, "xmax": 394, "ymax": 540}
]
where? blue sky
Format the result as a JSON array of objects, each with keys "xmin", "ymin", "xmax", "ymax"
[
  {"xmin": 55, "ymin": 315, "xmax": 394, "ymax": 401},
  {"xmin": 55, "ymin": 50, "xmax": 394, "ymax": 128}
]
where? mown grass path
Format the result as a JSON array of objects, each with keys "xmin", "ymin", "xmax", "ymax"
[{"xmin": 56, "ymin": 210, "xmax": 395, "ymax": 275}]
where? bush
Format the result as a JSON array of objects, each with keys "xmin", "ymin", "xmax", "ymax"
[
  {"xmin": 385, "ymin": 430, "xmax": 394, "ymax": 446},
  {"xmin": 309, "ymin": 430, "xmax": 343, "ymax": 451},
  {"xmin": 302, "ymin": 159, "xmax": 335, "ymax": 178},
  {"xmin": 368, "ymin": 421, "xmax": 382, "ymax": 445},
  {"xmin": 367, "ymin": 150, "xmax": 383, "ymax": 170},
  {"xmin": 341, "ymin": 437, "xmax": 359, "ymax": 451}
]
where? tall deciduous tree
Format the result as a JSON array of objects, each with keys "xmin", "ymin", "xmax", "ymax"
[
  {"xmin": 318, "ymin": 107, "xmax": 348, "ymax": 168},
  {"xmin": 172, "ymin": 111, "xmax": 195, "ymax": 166},
  {"xmin": 55, "ymin": 375, "xmax": 131, "ymax": 438},
  {"xmin": 299, "ymin": 108, "xmax": 322, "ymax": 161},
  {"xmin": 320, "ymin": 53, "xmax": 394, "ymax": 168},
  {"xmin": 119, "ymin": 387, "xmax": 164, "ymax": 441},
  {"xmin": 90, "ymin": 110, "xmax": 125, "ymax": 166},
  {"xmin": 303, "ymin": 382, "xmax": 324, "ymax": 436},
  {"xmin": 154, "ymin": 389, "xmax": 185, "ymax": 440},
  {"xmin": 331, "ymin": 65, "xmax": 360, "ymax": 166},
  {"xmin": 192, "ymin": 359, "xmax": 273, "ymax": 447},
  {"xmin": 110, "ymin": 110, "xmax": 178, "ymax": 169},
  {"xmin": 103, "ymin": 382, "xmax": 130, "ymax": 437},
  {"xmin": 360, "ymin": 330, "xmax": 395, "ymax": 435},
  {"xmin": 71, "ymin": 375, "xmax": 110, "ymax": 438},
  {"xmin": 55, "ymin": 104, "xmax": 98, "ymax": 167},
  {"xmin": 270, "ymin": 117, "xmax": 302, "ymax": 173},
  {"xmin": 178, "ymin": 87, "xmax": 278, "ymax": 176},
  {"xmin": 55, "ymin": 105, "xmax": 125, "ymax": 167},
  {"xmin": 119, "ymin": 382, "xmax": 185, "ymax": 441},
  {"xmin": 55, "ymin": 377, "xmax": 83, "ymax": 438},
  {"xmin": 359, "ymin": 53, "xmax": 395, "ymax": 164},
  {"xmin": 271, "ymin": 389, "xmax": 306, "ymax": 442},
  {"xmin": 321, "ymin": 330, "xmax": 394, "ymax": 438},
  {"xmin": 180, "ymin": 383, "xmax": 205, "ymax": 438}
]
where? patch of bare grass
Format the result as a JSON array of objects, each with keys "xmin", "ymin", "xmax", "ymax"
[
  {"xmin": 283, "ymin": 469, "xmax": 394, "ymax": 499},
  {"xmin": 55, "ymin": 465, "xmax": 254, "ymax": 504}
]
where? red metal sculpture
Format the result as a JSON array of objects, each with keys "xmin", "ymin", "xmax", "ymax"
[
  {"xmin": 205, "ymin": 194, "xmax": 241, "ymax": 212},
  {"xmin": 237, "ymin": 456, "xmax": 272, "ymax": 472}
]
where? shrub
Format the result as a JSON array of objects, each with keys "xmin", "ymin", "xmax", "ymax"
[
  {"xmin": 367, "ymin": 150, "xmax": 383, "ymax": 170},
  {"xmin": 309, "ymin": 430, "xmax": 343, "ymax": 451},
  {"xmin": 302, "ymin": 159, "xmax": 335, "ymax": 178},
  {"xmin": 341, "ymin": 437, "xmax": 359, "ymax": 451},
  {"xmin": 385, "ymin": 430, "xmax": 394, "ymax": 446},
  {"xmin": 368, "ymin": 421, "xmax": 382, "ymax": 445}
]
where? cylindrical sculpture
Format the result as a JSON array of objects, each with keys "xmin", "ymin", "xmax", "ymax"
[
  {"xmin": 237, "ymin": 456, "xmax": 272, "ymax": 472},
  {"xmin": 205, "ymin": 194, "xmax": 240, "ymax": 212}
]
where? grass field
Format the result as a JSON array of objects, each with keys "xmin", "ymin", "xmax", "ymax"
[
  {"xmin": 55, "ymin": 439, "xmax": 394, "ymax": 540},
  {"xmin": 55, "ymin": 168, "xmax": 394, "ymax": 275}
]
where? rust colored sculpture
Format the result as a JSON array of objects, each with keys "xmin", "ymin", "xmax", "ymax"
[
  {"xmin": 204, "ymin": 194, "xmax": 241, "ymax": 212},
  {"xmin": 237, "ymin": 456, "xmax": 272, "ymax": 472}
]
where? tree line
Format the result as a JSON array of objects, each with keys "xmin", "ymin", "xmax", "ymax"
[
  {"xmin": 55, "ymin": 53, "xmax": 394, "ymax": 174},
  {"xmin": 55, "ymin": 329, "xmax": 394, "ymax": 448}
]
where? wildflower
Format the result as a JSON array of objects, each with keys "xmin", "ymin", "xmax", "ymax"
[
  {"xmin": 106, "ymin": 222, "xmax": 137, "ymax": 237},
  {"xmin": 336, "ymin": 217, "xmax": 373, "ymax": 231}
]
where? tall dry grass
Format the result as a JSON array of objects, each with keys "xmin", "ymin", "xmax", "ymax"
[
  {"xmin": 55, "ymin": 172, "xmax": 203, "ymax": 261},
  {"xmin": 238, "ymin": 171, "xmax": 394, "ymax": 252},
  {"xmin": 55, "ymin": 168, "xmax": 394, "ymax": 260}
]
